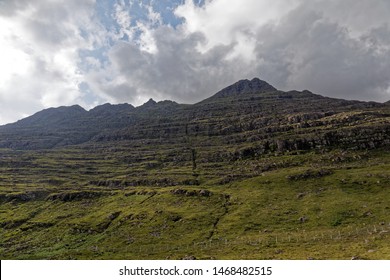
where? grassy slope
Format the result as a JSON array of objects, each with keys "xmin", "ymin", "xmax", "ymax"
[
  {"xmin": 0, "ymin": 148, "xmax": 389, "ymax": 260},
  {"xmin": 1, "ymin": 90, "xmax": 389, "ymax": 260}
]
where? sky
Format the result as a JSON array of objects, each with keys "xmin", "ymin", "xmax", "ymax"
[{"xmin": 1, "ymin": 0, "xmax": 390, "ymax": 124}]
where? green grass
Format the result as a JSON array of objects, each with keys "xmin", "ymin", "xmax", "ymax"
[{"xmin": 0, "ymin": 147, "xmax": 389, "ymax": 259}]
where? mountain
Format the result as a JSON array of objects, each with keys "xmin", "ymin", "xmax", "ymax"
[
  {"xmin": 0, "ymin": 78, "xmax": 388, "ymax": 151},
  {"xmin": 1, "ymin": 78, "xmax": 390, "ymax": 260}
]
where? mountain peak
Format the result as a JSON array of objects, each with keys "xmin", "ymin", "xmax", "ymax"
[
  {"xmin": 213, "ymin": 78, "xmax": 277, "ymax": 98},
  {"xmin": 143, "ymin": 98, "xmax": 157, "ymax": 106}
]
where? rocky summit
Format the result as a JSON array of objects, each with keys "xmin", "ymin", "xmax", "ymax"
[{"xmin": 0, "ymin": 78, "xmax": 390, "ymax": 260}]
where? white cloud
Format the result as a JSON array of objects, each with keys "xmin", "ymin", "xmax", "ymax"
[
  {"xmin": 113, "ymin": 0, "xmax": 134, "ymax": 41},
  {"xmin": 0, "ymin": 0, "xmax": 104, "ymax": 124},
  {"xmin": 86, "ymin": 24, "xmax": 257, "ymax": 106},
  {"xmin": 175, "ymin": 0, "xmax": 300, "ymax": 55},
  {"xmin": 0, "ymin": 18, "xmax": 31, "ymax": 86}
]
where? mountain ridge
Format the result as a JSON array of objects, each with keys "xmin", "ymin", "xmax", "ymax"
[
  {"xmin": 2, "ymin": 78, "xmax": 385, "ymax": 127},
  {"xmin": 0, "ymin": 77, "xmax": 389, "ymax": 150}
]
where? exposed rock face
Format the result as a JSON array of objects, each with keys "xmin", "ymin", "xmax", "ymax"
[
  {"xmin": 170, "ymin": 189, "xmax": 212, "ymax": 197},
  {"xmin": 46, "ymin": 191, "xmax": 106, "ymax": 202}
]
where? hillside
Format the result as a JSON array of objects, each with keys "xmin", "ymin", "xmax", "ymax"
[{"xmin": 0, "ymin": 78, "xmax": 389, "ymax": 259}]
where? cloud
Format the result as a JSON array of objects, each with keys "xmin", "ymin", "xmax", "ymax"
[
  {"xmin": 84, "ymin": 1, "xmax": 261, "ymax": 106},
  {"xmin": 0, "ymin": 0, "xmax": 103, "ymax": 124},
  {"xmin": 171, "ymin": 0, "xmax": 390, "ymax": 101},
  {"xmin": 1, "ymin": 0, "xmax": 390, "ymax": 124},
  {"xmin": 304, "ymin": 0, "xmax": 390, "ymax": 38},
  {"xmin": 175, "ymin": 0, "xmax": 300, "ymax": 53},
  {"xmin": 0, "ymin": 0, "xmax": 31, "ymax": 17},
  {"xmin": 90, "ymin": 26, "xmax": 255, "ymax": 104},
  {"xmin": 252, "ymin": 3, "xmax": 390, "ymax": 101},
  {"xmin": 85, "ymin": 0, "xmax": 301, "ymax": 105},
  {"xmin": 94, "ymin": 0, "xmax": 390, "ymax": 106}
]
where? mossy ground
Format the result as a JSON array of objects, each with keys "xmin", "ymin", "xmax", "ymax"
[{"xmin": 0, "ymin": 147, "xmax": 389, "ymax": 260}]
